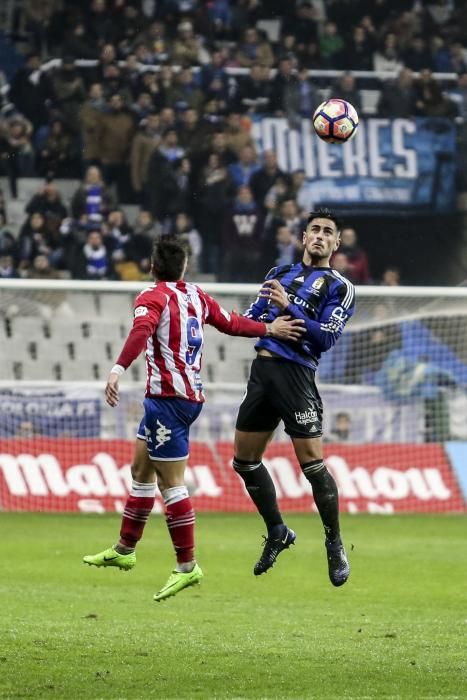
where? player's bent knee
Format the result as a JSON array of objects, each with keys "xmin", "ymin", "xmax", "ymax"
[{"xmin": 233, "ymin": 456, "xmax": 261, "ymax": 473}]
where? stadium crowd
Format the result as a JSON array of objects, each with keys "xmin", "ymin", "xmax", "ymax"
[{"xmin": 0, "ymin": 0, "xmax": 466, "ymax": 282}]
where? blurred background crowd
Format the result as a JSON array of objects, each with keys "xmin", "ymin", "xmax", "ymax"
[{"xmin": 0, "ymin": 0, "xmax": 467, "ymax": 283}]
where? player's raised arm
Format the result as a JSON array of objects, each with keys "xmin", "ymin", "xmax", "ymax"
[
  {"xmin": 202, "ymin": 291, "xmax": 305, "ymax": 342},
  {"xmin": 243, "ymin": 266, "xmax": 285, "ymax": 319},
  {"xmin": 105, "ymin": 291, "xmax": 165, "ymax": 407},
  {"xmin": 260, "ymin": 276, "xmax": 355, "ymax": 352}
]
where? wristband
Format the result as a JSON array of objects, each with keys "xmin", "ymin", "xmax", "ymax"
[
  {"xmin": 110, "ymin": 364, "xmax": 125, "ymax": 376},
  {"xmin": 265, "ymin": 324, "xmax": 273, "ymax": 336}
]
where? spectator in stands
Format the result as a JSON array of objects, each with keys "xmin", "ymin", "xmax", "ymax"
[
  {"xmin": 224, "ymin": 112, "xmax": 254, "ymax": 156},
  {"xmin": 36, "ymin": 118, "xmax": 77, "ymax": 179},
  {"xmin": 9, "ymin": 52, "xmax": 54, "ymax": 129},
  {"xmin": 133, "ymin": 209, "xmax": 160, "ymax": 241},
  {"xmin": 131, "ymin": 92, "xmax": 155, "ymax": 122},
  {"xmin": 27, "ymin": 253, "xmax": 60, "ymax": 280},
  {"xmin": 327, "ymin": 412, "xmax": 352, "ymax": 442},
  {"xmin": 144, "ymin": 145, "xmax": 179, "ymax": 224},
  {"xmin": 221, "ymin": 185, "xmax": 264, "ymax": 281},
  {"xmin": 319, "ymin": 21, "xmax": 345, "ymax": 68},
  {"xmin": 227, "ymin": 144, "xmax": 259, "ymax": 187},
  {"xmin": 403, "ymin": 36, "xmax": 434, "ymax": 72},
  {"xmin": 433, "ymin": 40, "xmax": 467, "ymax": 74},
  {"xmin": 132, "ymin": 210, "xmax": 160, "ymax": 276},
  {"xmin": 197, "ymin": 152, "xmax": 231, "ymax": 274},
  {"xmin": 339, "ymin": 25, "xmax": 374, "ymax": 72},
  {"xmin": 272, "ymin": 224, "xmax": 301, "ymax": 268},
  {"xmin": 105, "ymin": 209, "xmax": 134, "ymax": 265},
  {"xmin": 172, "ymin": 21, "xmax": 206, "ymax": 66},
  {"xmin": 330, "ymin": 251, "xmax": 351, "ymax": 277},
  {"xmin": 178, "ymin": 109, "xmax": 203, "ymax": 155},
  {"xmin": 0, "ymin": 213, "xmax": 18, "ymax": 263},
  {"xmin": 270, "ymin": 57, "xmax": 299, "ymax": 116},
  {"xmin": 101, "ymin": 63, "xmax": 133, "ymax": 105},
  {"xmin": 130, "ymin": 113, "xmax": 161, "ymax": 199},
  {"xmin": 373, "ymin": 33, "xmax": 404, "ymax": 73},
  {"xmin": 263, "ymin": 175, "xmax": 291, "ymax": 222},
  {"xmin": 172, "ymin": 212, "xmax": 202, "ymax": 277},
  {"xmin": 381, "ymin": 267, "xmax": 401, "ymax": 286},
  {"xmin": 166, "ymin": 68, "xmax": 205, "ymax": 114},
  {"xmin": 378, "ymin": 68, "xmax": 417, "ymax": 118},
  {"xmin": 414, "ymin": 69, "xmax": 457, "ymax": 117},
  {"xmin": 235, "ymin": 27, "xmax": 274, "ymax": 68},
  {"xmin": 66, "ymin": 21, "xmax": 99, "ymax": 60},
  {"xmin": 249, "ymin": 150, "xmax": 289, "ymax": 211},
  {"xmin": 0, "ymin": 254, "xmax": 19, "ymax": 278},
  {"xmin": 25, "ymin": 181, "xmax": 67, "ymax": 231},
  {"xmin": 86, "ymin": 0, "xmax": 115, "ymax": 47},
  {"xmin": 281, "ymin": 1, "xmax": 319, "ymax": 49},
  {"xmin": 236, "ymin": 27, "xmax": 274, "ymax": 68},
  {"xmin": 332, "ymin": 73, "xmax": 362, "ymax": 115},
  {"xmin": 135, "ymin": 20, "xmax": 170, "ymax": 64},
  {"xmin": 201, "ymin": 48, "xmax": 230, "ymax": 96},
  {"xmin": 338, "ymin": 227, "xmax": 370, "ymax": 285},
  {"xmin": 158, "ymin": 128, "xmax": 185, "ymax": 163},
  {"xmin": 72, "ymin": 228, "xmax": 116, "ymax": 280},
  {"xmin": 237, "ymin": 64, "xmax": 273, "ymax": 115},
  {"xmin": 18, "ymin": 211, "xmax": 54, "ymax": 270},
  {"xmin": 71, "ymin": 165, "xmax": 115, "ymax": 224},
  {"xmin": 0, "ymin": 117, "xmax": 35, "ymax": 196},
  {"xmin": 78, "ymin": 83, "xmax": 105, "ymax": 168},
  {"xmin": 51, "ymin": 57, "xmax": 86, "ymax": 135},
  {"xmin": 205, "ymin": 130, "xmax": 238, "ymax": 168},
  {"xmin": 277, "ymin": 198, "xmax": 302, "ymax": 238},
  {"xmin": 98, "ymin": 93, "xmax": 135, "ymax": 201}
]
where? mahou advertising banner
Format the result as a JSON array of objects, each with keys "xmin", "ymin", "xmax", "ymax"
[{"xmin": 0, "ymin": 439, "xmax": 464, "ymax": 514}]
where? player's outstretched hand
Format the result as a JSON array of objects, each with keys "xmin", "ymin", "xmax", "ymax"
[
  {"xmin": 268, "ymin": 316, "xmax": 305, "ymax": 341},
  {"xmin": 259, "ymin": 279, "xmax": 289, "ymax": 311},
  {"xmin": 105, "ymin": 372, "xmax": 120, "ymax": 407}
]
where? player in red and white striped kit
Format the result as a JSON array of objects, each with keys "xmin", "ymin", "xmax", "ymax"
[{"xmin": 83, "ymin": 235, "xmax": 304, "ymax": 601}]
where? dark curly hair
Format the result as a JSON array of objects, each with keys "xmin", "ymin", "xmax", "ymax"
[
  {"xmin": 151, "ymin": 235, "xmax": 189, "ymax": 281},
  {"xmin": 306, "ymin": 208, "xmax": 342, "ymax": 233}
]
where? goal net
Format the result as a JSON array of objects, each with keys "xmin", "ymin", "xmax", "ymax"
[{"xmin": 0, "ymin": 280, "xmax": 465, "ymax": 515}]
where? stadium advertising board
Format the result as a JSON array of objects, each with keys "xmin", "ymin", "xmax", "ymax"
[
  {"xmin": 0, "ymin": 390, "xmax": 101, "ymax": 438},
  {"xmin": 0, "ymin": 439, "xmax": 464, "ymax": 513},
  {"xmin": 252, "ymin": 117, "xmax": 456, "ymax": 215}
]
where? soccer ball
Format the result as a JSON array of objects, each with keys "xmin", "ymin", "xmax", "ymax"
[{"xmin": 312, "ymin": 99, "xmax": 359, "ymax": 143}]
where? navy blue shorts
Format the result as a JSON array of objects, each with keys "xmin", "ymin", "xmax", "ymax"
[{"xmin": 137, "ymin": 397, "xmax": 203, "ymax": 461}]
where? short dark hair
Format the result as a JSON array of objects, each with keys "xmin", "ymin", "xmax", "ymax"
[
  {"xmin": 151, "ymin": 235, "xmax": 188, "ymax": 281},
  {"xmin": 306, "ymin": 208, "xmax": 342, "ymax": 232}
]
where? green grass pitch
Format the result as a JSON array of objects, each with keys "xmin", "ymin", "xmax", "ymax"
[{"xmin": 1, "ymin": 512, "xmax": 466, "ymax": 699}]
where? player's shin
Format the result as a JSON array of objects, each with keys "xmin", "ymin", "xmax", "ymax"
[
  {"xmin": 233, "ymin": 458, "xmax": 284, "ymax": 535},
  {"xmin": 161, "ymin": 486, "xmax": 196, "ymax": 573},
  {"xmin": 301, "ymin": 460, "xmax": 341, "ymax": 543},
  {"xmin": 118, "ymin": 479, "xmax": 157, "ymax": 552}
]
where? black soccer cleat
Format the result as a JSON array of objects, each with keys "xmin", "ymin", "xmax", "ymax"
[
  {"xmin": 325, "ymin": 539, "xmax": 350, "ymax": 587},
  {"xmin": 254, "ymin": 526, "xmax": 296, "ymax": 576}
]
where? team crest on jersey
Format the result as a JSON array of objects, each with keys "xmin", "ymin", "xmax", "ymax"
[{"xmin": 312, "ymin": 277, "xmax": 325, "ymax": 290}]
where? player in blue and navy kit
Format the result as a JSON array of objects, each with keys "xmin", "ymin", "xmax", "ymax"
[{"xmin": 233, "ymin": 208, "xmax": 355, "ymax": 586}]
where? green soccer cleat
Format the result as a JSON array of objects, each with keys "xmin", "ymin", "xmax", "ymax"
[
  {"xmin": 153, "ymin": 564, "xmax": 203, "ymax": 602},
  {"xmin": 83, "ymin": 546, "xmax": 136, "ymax": 571}
]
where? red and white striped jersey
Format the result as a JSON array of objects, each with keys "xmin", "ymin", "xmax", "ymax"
[{"xmin": 116, "ymin": 281, "xmax": 267, "ymax": 402}]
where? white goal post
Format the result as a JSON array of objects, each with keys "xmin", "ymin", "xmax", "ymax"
[{"xmin": 0, "ymin": 279, "xmax": 465, "ymax": 514}]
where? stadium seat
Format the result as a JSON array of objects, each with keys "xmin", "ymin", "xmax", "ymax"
[
  {"xmin": 97, "ymin": 293, "xmax": 134, "ymax": 321},
  {"xmin": 10, "ymin": 316, "xmax": 48, "ymax": 340},
  {"xmin": 66, "ymin": 292, "xmax": 99, "ymax": 318}
]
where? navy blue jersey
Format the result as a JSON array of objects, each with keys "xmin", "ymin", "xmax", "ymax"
[{"xmin": 244, "ymin": 262, "xmax": 355, "ymax": 370}]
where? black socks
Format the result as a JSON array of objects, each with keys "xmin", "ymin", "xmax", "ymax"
[
  {"xmin": 301, "ymin": 459, "xmax": 341, "ymax": 544},
  {"xmin": 233, "ymin": 457, "xmax": 284, "ymax": 535}
]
